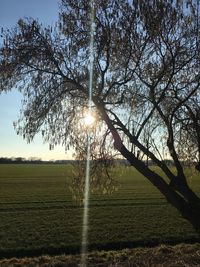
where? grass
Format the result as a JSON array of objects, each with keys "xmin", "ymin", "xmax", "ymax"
[
  {"xmin": 0, "ymin": 243, "xmax": 200, "ymax": 266},
  {"xmin": 0, "ymin": 164, "xmax": 200, "ymax": 258}
]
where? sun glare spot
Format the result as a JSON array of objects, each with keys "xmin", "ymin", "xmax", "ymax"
[{"xmin": 84, "ymin": 114, "xmax": 95, "ymax": 126}]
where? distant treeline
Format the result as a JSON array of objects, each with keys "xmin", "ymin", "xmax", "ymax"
[
  {"xmin": 0, "ymin": 157, "xmax": 74, "ymax": 164},
  {"xmin": 0, "ymin": 157, "xmax": 177, "ymax": 167},
  {"xmin": 0, "ymin": 157, "xmax": 129, "ymax": 165}
]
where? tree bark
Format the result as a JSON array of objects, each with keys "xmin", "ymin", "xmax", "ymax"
[
  {"xmin": 119, "ymin": 145, "xmax": 200, "ymax": 234},
  {"xmin": 96, "ymin": 100, "xmax": 200, "ymax": 233}
]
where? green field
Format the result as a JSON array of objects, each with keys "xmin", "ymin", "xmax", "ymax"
[{"xmin": 0, "ymin": 164, "xmax": 199, "ymax": 258}]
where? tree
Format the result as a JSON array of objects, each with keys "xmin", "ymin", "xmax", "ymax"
[{"xmin": 0, "ymin": 0, "xmax": 200, "ymax": 232}]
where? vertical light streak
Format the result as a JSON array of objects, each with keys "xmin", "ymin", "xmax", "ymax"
[{"xmin": 80, "ymin": 1, "xmax": 95, "ymax": 267}]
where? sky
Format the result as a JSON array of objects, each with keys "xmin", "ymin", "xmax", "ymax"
[{"xmin": 0, "ymin": 0, "xmax": 73, "ymax": 160}]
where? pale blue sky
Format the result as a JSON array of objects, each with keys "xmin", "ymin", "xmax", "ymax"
[{"xmin": 0, "ymin": 0, "xmax": 73, "ymax": 160}]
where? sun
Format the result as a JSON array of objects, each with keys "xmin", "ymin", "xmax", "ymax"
[{"xmin": 84, "ymin": 113, "xmax": 95, "ymax": 126}]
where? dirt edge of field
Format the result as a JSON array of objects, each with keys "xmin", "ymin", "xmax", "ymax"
[{"xmin": 0, "ymin": 243, "xmax": 200, "ymax": 267}]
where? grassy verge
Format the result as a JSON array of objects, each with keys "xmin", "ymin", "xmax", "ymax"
[{"xmin": 0, "ymin": 243, "xmax": 200, "ymax": 266}]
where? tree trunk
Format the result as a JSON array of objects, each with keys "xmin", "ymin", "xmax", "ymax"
[
  {"xmin": 120, "ymin": 145, "xmax": 200, "ymax": 234},
  {"xmin": 97, "ymin": 103, "xmax": 200, "ymax": 233}
]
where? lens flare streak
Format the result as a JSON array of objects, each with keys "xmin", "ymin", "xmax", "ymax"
[{"xmin": 80, "ymin": 1, "xmax": 95, "ymax": 267}]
